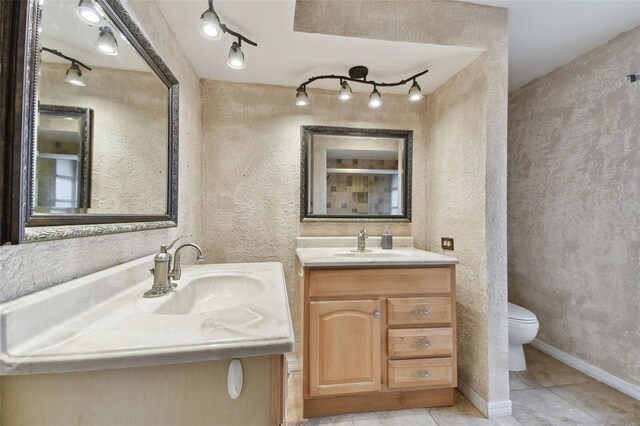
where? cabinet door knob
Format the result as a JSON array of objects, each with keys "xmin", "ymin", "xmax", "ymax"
[{"xmin": 373, "ymin": 311, "xmax": 381, "ymax": 319}]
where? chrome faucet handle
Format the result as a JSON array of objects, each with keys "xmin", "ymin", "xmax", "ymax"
[
  {"xmin": 359, "ymin": 227, "xmax": 368, "ymax": 238},
  {"xmin": 160, "ymin": 236, "xmax": 186, "ymax": 253}
]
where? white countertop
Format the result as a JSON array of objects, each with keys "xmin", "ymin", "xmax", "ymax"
[
  {"xmin": 0, "ymin": 256, "xmax": 295, "ymax": 375},
  {"xmin": 295, "ymin": 237, "xmax": 458, "ymax": 267}
]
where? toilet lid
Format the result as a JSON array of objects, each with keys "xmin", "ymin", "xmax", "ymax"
[{"xmin": 508, "ymin": 303, "xmax": 537, "ymax": 322}]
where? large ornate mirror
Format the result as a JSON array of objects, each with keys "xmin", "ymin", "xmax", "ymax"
[
  {"xmin": 301, "ymin": 126, "xmax": 412, "ymax": 222},
  {"xmin": 7, "ymin": 0, "xmax": 179, "ymax": 242}
]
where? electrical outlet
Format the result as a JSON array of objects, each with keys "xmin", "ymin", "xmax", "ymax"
[{"xmin": 441, "ymin": 237, "xmax": 454, "ymax": 250}]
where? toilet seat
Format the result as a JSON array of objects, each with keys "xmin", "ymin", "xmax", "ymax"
[{"xmin": 508, "ymin": 303, "xmax": 537, "ymax": 323}]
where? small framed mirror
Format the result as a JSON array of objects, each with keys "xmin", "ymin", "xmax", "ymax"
[
  {"xmin": 34, "ymin": 105, "xmax": 93, "ymax": 214},
  {"xmin": 301, "ymin": 126, "xmax": 412, "ymax": 222}
]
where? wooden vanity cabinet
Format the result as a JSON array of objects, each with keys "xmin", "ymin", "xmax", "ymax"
[{"xmin": 301, "ymin": 265, "xmax": 457, "ymax": 418}]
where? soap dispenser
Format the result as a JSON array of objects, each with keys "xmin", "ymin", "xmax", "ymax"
[{"xmin": 381, "ymin": 226, "xmax": 393, "ymax": 250}]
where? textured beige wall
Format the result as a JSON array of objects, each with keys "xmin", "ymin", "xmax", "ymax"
[
  {"xmin": 0, "ymin": 0, "xmax": 202, "ymax": 303},
  {"xmin": 425, "ymin": 54, "xmax": 490, "ymax": 396},
  {"xmin": 293, "ymin": 0, "xmax": 509, "ymax": 403},
  {"xmin": 201, "ymin": 80, "xmax": 428, "ymax": 356},
  {"xmin": 1, "ymin": 357, "xmax": 274, "ymax": 426},
  {"xmin": 508, "ymin": 27, "xmax": 640, "ymax": 386},
  {"xmin": 39, "ymin": 63, "xmax": 167, "ymax": 214}
]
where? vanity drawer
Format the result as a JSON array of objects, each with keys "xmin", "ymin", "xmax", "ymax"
[
  {"xmin": 388, "ymin": 328, "xmax": 453, "ymax": 358},
  {"xmin": 387, "ymin": 358, "xmax": 454, "ymax": 389},
  {"xmin": 387, "ymin": 297, "xmax": 452, "ymax": 325},
  {"xmin": 309, "ymin": 268, "xmax": 451, "ymax": 299}
]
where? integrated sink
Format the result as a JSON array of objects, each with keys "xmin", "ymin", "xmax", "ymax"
[
  {"xmin": 332, "ymin": 251, "xmax": 408, "ymax": 259},
  {"xmin": 136, "ymin": 272, "xmax": 269, "ymax": 315},
  {"xmin": 0, "ymin": 256, "xmax": 294, "ymax": 375}
]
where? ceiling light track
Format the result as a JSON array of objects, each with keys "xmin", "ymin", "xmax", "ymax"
[
  {"xmin": 199, "ymin": 0, "xmax": 257, "ymax": 69},
  {"xmin": 296, "ymin": 66, "xmax": 428, "ymax": 107}
]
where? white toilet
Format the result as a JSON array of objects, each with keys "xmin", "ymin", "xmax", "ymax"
[{"xmin": 508, "ymin": 302, "xmax": 539, "ymax": 371}]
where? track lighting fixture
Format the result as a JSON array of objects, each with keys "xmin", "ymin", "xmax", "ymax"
[
  {"xmin": 296, "ymin": 87, "xmax": 309, "ymax": 106},
  {"xmin": 65, "ymin": 63, "xmax": 85, "ymax": 86},
  {"xmin": 368, "ymin": 86, "xmax": 382, "ymax": 108},
  {"xmin": 96, "ymin": 26, "xmax": 118, "ymax": 55},
  {"xmin": 76, "ymin": 0, "xmax": 102, "ymax": 26},
  {"xmin": 198, "ymin": 0, "xmax": 257, "ymax": 69},
  {"xmin": 338, "ymin": 80, "xmax": 352, "ymax": 101},
  {"xmin": 200, "ymin": 9, "xmax": 223, "ymax": 40},
  {"xmin": 295, "ymin": 66, "xmax": 428, "ymax": 107},
  {"xmin": 408, "ymin": 80, "xmax": 423, "ymax": 102},
  {"xmin": 42, "ymin": 47, "xmax": 92, "ymax": 87},
  {"xmin": 227, "ymin": 41, "xmax": 246, "ymax": 69}
]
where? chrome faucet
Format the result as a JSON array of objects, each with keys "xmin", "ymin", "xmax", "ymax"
[
  {"xmin": 357, "ymin": 226, "xmax": 368, "ymax": 252},
  {"xmin": 144, "ymin": 237, "xmax": 205, "ymax": 298}
]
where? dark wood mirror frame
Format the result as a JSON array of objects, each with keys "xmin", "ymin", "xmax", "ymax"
[
  {"xmin": 300, "ymin": 125, "xmax": 413, "ymax": 222},
  {"xmin": 0, "ymin": 0, "xmax": 179, "ymax": 244}
]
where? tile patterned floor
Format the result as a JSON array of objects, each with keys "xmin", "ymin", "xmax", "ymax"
[{"xmin": 286, "ymin": 345, "xmax": 640, "ymax": 425}]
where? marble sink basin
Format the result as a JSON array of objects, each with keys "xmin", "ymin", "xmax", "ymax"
[
  {"xmin": 136, "ymin": 272, "xmax": 269, "ymax": 315},
  {"xmin": 332, "ymin": 251, "xmax": 408, "ymax": 259}
]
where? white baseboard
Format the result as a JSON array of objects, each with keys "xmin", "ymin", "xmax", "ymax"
[
  {"xmin": 530, "ymin": 339, "xmax": 640, "ymax": 401},
  {"xmin": 456, "ymin": 378, "xmax": 512, "ymax": 418},
  {"xmin": 287, "ymin": 355, "xmax": 302, "ymax": 372}
]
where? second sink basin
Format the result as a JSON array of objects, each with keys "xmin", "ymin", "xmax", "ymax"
[
  {"xmin": 332, "ymin": 251, "xmax": 407, "ymax": 259},
  {"xmin": 136, "ymin": 272, "xmax": 268, "ymax": 315}
]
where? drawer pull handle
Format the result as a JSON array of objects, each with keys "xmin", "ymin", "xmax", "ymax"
[
  {"xmin": 411, "ymin": 309, "xmax": 431, "ymax": 316},
  {"xmin": 412, "ymin": 371, "xmax": 432, "ymax": 378},
  {"xmin": 411, "ymin": 340, "xmax": 432, "ymax": 348}
]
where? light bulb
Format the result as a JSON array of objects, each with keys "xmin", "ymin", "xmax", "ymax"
[
  {"xmin": 338, "ymin": 81, "xmax": 352, "ymax": 101},
  {"xmin": 368, "ymin": 87, "xmax": 382, "ymax": 108},
  {"xmin": 296, "ymin": 87, "xmax": 309, "ymax": 106},
  {"xmin": 65, "ymin": 63, "xmax": 85, "ymax": 87},
  {"xmin": 76, "ymin": 0, "xmax": 101, "ymax": 25},
  {"xmin": 227, "ymin": 42, "xmax": 246, "ymax": 69},
  {"xmin": 96, "ymin": 26, "xmax": 118, "ymax": 56},
  {"xmin": 200, "ymin": 9, "xmax": 223, "ymax": 40},
  {"xmin": 408, "ymin": 80, "xmax": 423, "ymax": 102}
]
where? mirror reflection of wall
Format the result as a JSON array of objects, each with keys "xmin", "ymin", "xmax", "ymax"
[{"xmin": 34, "ymin": 0, "xmax": 170, "ymax": 216}]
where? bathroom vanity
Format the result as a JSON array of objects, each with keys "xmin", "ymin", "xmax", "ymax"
[
  {"xmin": 296, "ymin": 237, "xmax": 458, "ymax": 418},
  {"xmin": 0, "ymin": 255, "xmax": 295, "ymax": 425}
]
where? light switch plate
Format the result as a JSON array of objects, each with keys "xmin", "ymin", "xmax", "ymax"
[{"xmin": 441, "ymin": 237, "xmax": 454, "ymax": 250}]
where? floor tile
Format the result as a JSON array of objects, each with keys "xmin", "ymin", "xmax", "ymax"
[
  {"xmin": 548, "ymin": 381, "xmax": 640, "ymax": 425},
  {"xmin": 516, "ymin": 346, "xmax": 593, "ymax": 387},
  {"xmin": 297, "ymin": 414, "xmax": 353, "ymax": 426},
  {"xmin": 509, "ymin": 371, "xmax": 540, "ymax": 391},
  {"xmin": 351, "ymin": 408, "xmax": 437, "ymax": 425},
  {"xmin": 511, "ymin": 387, "xmax": 599, "ymax": 425},
  {"xmin": 429, "ymin": 390, "xmax": 521, "ymax": 425}
]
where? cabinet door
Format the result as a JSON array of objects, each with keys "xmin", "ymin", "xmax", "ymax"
[{"xmin": 309, "ymin": 299, "xmax": 381, "ymax": 396}]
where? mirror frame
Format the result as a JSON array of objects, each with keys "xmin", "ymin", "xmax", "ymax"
[
  {"xmin": 300, "ymin": 125, "xmax": 413, "ymax": 222},
  {"xmin": 3, "ymin": 0, "xmax": 179, "ymax": 243}
]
